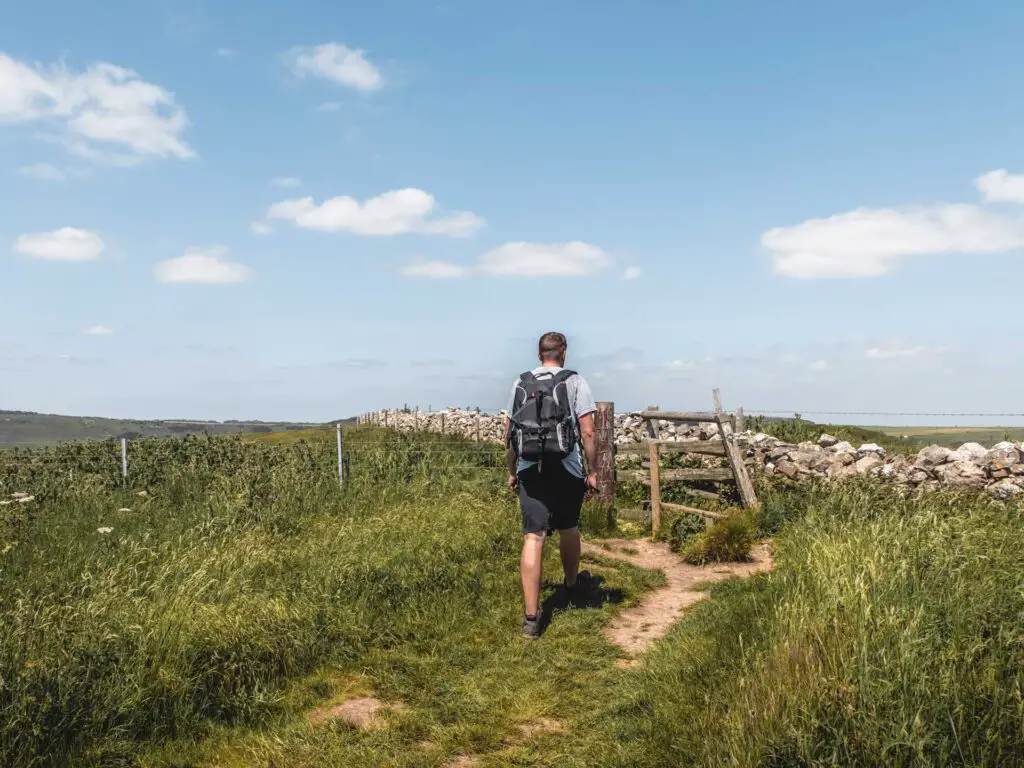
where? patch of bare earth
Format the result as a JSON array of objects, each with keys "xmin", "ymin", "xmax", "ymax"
[
  {"xmin": 446, "ymin": 756, "xmax": 480, "ymax": 767},
  {"xmin": 583, "ymin": 538, "xmax": 772, "ymax": 657},
  {"xmin": 517, "ymin": 717, "xmax": 565, "ymax": 739},
  {"xmin": 307, "ymin": 696, "xmax": 402, "ymax": 729}
]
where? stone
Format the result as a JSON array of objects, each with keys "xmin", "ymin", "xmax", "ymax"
[
  {"xmin": 818, "ymin": 433, "xmax": 839, "ymax": 447},
  {"xmin": 987, "ymin": 443, "xmax": 1021, "ymax": 465},
  {"xmin": 753, "ymin": 433, "xmax": 776, "ymax": 445},
  {"xmin": 827, "ymin": 460, "xmax": 859, "ymax": 479},
  {"xmin": 989, "ymin": 479, "xmax": 1024, "ymax": 501},
  {"xmin": 833, "ymin": 452, "xmax": 855, "ymax": 466},
  {"xmin": 907, "ymin": 468, "xmax": 930, "ymax": 484},
  {"xmin": 915, "ymin": 445, "xmax": 954, "ymax": 469},
  {"xmin": 938, "ymin": 461, "xmax": 987, "ymax": 488},
  {"xmin": 950, "ymin": 442, "xmax": 988, "ymax": 462},
  {"xmin": 775, "ymin": 459, "xmax": 800, "ymax": 479},
  {"xmin": 855, "ymin": 455, "xmax": 883, "ymax": 475},
  {"xmin": 831, "ymin": 440, "xmax": 855, "ymax": 454},
  {"xmin": 856, "ymin": 443, "xmax": 886, "ymax": 458}
]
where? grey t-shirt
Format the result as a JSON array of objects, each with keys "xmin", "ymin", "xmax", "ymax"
[{"xmin": 507, "ymin": 366, "xmax": 597, "ymax": 478}]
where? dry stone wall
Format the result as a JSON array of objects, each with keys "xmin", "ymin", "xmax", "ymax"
[{"xmin": 367, "ymin": 409, "xmax": 1024, "ymax": 500}]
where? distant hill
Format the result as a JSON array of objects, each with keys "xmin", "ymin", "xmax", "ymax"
[{"xmin": 0, "ymin": 410, "xmax": 350, "ymax": 448}]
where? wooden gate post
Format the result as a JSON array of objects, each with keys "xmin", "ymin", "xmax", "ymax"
[
  {"xmin": 648, "ymin": 441, "xmax": 662, "ymax": 534},
  {"xmin": 594, "ymin": 401, "xmax": 616, "ymax": 505}
]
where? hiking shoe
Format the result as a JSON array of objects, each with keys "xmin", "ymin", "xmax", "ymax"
[{"xmin": 522, "ymin": 614, "xmax": 541, "ymax": 639}]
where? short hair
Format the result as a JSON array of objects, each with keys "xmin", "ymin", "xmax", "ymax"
[{"xmin": 538, "ymin": 331, "xmax": 567, "ymax": 362}]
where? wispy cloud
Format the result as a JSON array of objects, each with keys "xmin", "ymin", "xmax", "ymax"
[
  {"xmin": 285, "ymin": 43, "xmax": 384, "ymax": 92},
  {"xmin": 0, "ymin": 52, "xmax": 194, "ymax": 164},
  {"xmin": 82, "ymin": 325, "xmax": 114, "ymax": 336},
  {"xmin": 762, "ymin": 169, "xmax": 1024, "ymax": 279},
  {"xmin": 154, "ymin": 246, "xmax": 252, "ymax": 284},
  {"xmin": 14, "ymin": 228, "xmax": 105, "ymax": 261},
  {"xmin": 269, "ymin": 188, "xmax": 484, "ymax": 237}
]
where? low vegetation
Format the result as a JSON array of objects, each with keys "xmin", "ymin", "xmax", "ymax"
[{"xmin": 2, "ymin": 429, "xmax": 1023, "ymax": 766}]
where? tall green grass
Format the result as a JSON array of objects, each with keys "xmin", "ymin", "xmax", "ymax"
[
  {"xmin": 0, "ymin": 430, "xmax": 517, "ymax": 765},
  {"xmin": 582, "ymin": 481, "xmax": 1024, "ymax": 766}
]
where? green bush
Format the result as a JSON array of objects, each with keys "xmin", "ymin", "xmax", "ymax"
[
  {"xmin": 680, "ymin": 509, "xmax": 756, "ymax": 565},
  {"xmin": 665, "ymin": 511, "xmax": 706, "ymax": 551}
]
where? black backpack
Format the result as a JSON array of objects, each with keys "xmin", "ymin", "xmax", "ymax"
[{"xmin": 509, "ymin": 369, "xmax": 578, "ymax": 467}]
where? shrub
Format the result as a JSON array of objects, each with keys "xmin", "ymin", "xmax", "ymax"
[
  {"xmin": 665, "ymin": 511, "xmax": 706, "ymax": 551},
  {"xmin": 680, "ymin": 509, "xmax": 756, "ymax": 565}
]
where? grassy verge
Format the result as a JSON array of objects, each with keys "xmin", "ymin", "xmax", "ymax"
[{"xmin": 571, "ymin": 481, "xmax": 1024, "ymax": 766}]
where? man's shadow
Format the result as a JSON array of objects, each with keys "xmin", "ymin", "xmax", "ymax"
[{"xmin": 537, "ymin": 572, "xmax": 623, "ymax": 634}]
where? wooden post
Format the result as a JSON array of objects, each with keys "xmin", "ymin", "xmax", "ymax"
[
  {"xmin": 717, "ymin": 411, "xmax": 760, "ymax": 510},
  {"xmin": 645, "ymin": 405, "xmax": 660, "ymax": 440},
  {"xmin": 594, "ymin": 401, "xmax": 615, "ymax": 506},
  {"xmin": 342, "ymin": 423, "xmax": 350, "ymax": 489},
  {"xmin": 440, "ymin": 412, "xmax": 446, "ymax": 434},
  {"xmin": 648, "ymin": 441, "xmax": 661, "ymax": 534},
  {"xmin": 121, "ymin": 437, "xmax": 128, "ymax": 481},
  {"xmin": 384, "ymin": 410, "xmax": 389, "ymax": 429},
  {"xmin": 712, "ymin": 388, "xmax": 723, "ymax": 416},
  {"xmin": 415, "ymin": 406, "xmax": 420, "ymax": 431},
  {"xmin": 475, "ymin": 411, "xmax": 481, "ymax": 442},
  {"xmin": 735, "ymin": 406, "xmax": 746, "ymax": 433}
]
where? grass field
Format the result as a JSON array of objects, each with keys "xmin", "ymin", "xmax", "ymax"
[
  {"xmin": 3, "ymin": 429, "xmax": 1024, "ymax": 766},
  {"xmin": 871, "ymin": 426, "xmax": 1024, "ymax": 447}
]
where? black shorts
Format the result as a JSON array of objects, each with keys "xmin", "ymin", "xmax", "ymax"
[{"xmin": 517, "ymin": 462, "xmax": 586, "ymax": 535}]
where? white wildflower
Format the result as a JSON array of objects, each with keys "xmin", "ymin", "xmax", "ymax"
[
  {"xmin": 97, "ymin": 526, "xmax": 114, "ymax": 535},
  {"xmin": 118, "ymin": 508, "xmax": 132, "ymax": 512},
  {"xmin": 16, "ymin": 496, "xmax": 35, "ymax": 504}
]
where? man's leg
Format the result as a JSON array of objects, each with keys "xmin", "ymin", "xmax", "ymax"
[
  {"xmin": 559, "ymin": 527, "xmax": 581, "ymax": 587},
  {"xmin": 521, "ymin": 532, "xmax": 546, "ymax": 617}
]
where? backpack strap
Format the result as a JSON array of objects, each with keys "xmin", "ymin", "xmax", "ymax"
[{"xmin": 553, "ymin": 369, "xmax": 576, "ymax": 384}]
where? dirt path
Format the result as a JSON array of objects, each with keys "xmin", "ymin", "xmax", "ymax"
[{"xmin": 582, "ymin": 538, "xmax": 773, "ymax": 657}]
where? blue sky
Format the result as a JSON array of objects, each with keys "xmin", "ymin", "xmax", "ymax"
[{"xmin": 2, "ymin": 0, "xmax": 1024, "ymax": 425}]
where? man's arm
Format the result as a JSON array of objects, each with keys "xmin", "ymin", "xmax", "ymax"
[
  {"xmin": 578, "ymin": 412, "xmax": 598, "ymax": 489},
  {"xmin": 504, "ymin": 416, "xmax": 518, "ymax": 489}
]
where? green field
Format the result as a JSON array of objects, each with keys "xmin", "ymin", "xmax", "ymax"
[
  {"xmin": 3, "ymin": 428, "xmax": 1024, "ymax": 766},
  {"xmin": 871, "ymin": 426, "xmax": 1024, "ymax": 448}
]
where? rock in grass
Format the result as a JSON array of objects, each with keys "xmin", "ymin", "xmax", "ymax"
[
  {"xmin": 855, "ymin": 455, "xmax": 883, "ymax": 475},
  {"xmin": 950, "ymin": 442, "xmax": 988, "ymax": 462},
  {"xmin": 916, "ymin": 445, "xmax": 955, "ymax": 469},
  {"xmin": 818, "ymin": 433, "xmax": 839, "ymax": 447},
  {"xmin": 936, "ymin": 461, "xmax": 987, "ymax": 488},
  {"xmin": 989, "ymin": 479, "xmax": 1024, "ymax": 500}
]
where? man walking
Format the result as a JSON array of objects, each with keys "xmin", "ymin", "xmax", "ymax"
[{"xmin": 505, "ymin": 332, "xmax": 598, "ymax": 639}]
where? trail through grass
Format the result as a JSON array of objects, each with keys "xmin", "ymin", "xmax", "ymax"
[{"xmin": 4, "ymin": 431, "xmax": 1024, "ymax": 766}]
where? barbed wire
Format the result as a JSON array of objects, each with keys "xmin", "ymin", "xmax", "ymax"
[{"xmin": 744, "ymin": 410, "xmax": 1024, "ymax": 418}]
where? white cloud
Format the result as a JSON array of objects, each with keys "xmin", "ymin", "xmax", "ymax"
[
  {"xmin": 477, "ymin": 241, "xmax": 612, "ymax": 277},
  {"xmin": 976, "ymin": 169, "xmax": 1024, "ymax": 204},
  {"xmin": 0, "ymin": 53, "xmax": 194, "ymax": 164},
  {"xmin": 82, "ymin": 325, "xmax": 113, "ymax": 336},
  {"xmin": 250, "ymin": 221, "xmax": 273, "ymax": 235},
  {"xmin": 809, "ymin": 359, "xmax": 829, "ymax": 371},
  {"xmin": 622, "ymin": 266, "xmax": 642, "ymax": 280},
  {"xmin": 154, "ymin": 246, "xmax": 252, "ymax": 284},
  {"xmin": 14, "ymin": 227, "xmax": 104, "ymax": 261},
  {"xmin": 865, "ymin": 344, "xmax": 937, "ymax": 360},
  {"xmin": 271, "ymin": 176, "xmax": 301, "ymax": 188},
  {"xmin": 401, "ymin": 258, "xmax": 468, "ymax": 278},
  {"xmin": 666, "ymin": 359, "xmax": 696, "ymax": 371},
  {"xmin": 316, "ymin": 101, "xmax": 343, "ymax": 112},
  {"xmin": 216, "ymin": 47, "xmax": 236, "ymax": 58},
  {"xmin": 286, "ymin": 43, "xmax": 383, "ymax": 92},
  {"xmin": 401, "ymin": 241, "xmax": 614, "ymax": 279},
  {"xmin": 19, "ymin": 162, "xmax": 65, "ymax": 180},
  {"xmin": 267, "ymin": 188, "xmax": 485, "ymax": 237},
  {"xmin": 763, "ymin": 170, "xmax": 1024, "ymax": 278}
]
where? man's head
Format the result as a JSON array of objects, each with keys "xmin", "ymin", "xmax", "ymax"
[{"xmin": 538, "ymin": 331, "xmax": 567, "ymax": 366}]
